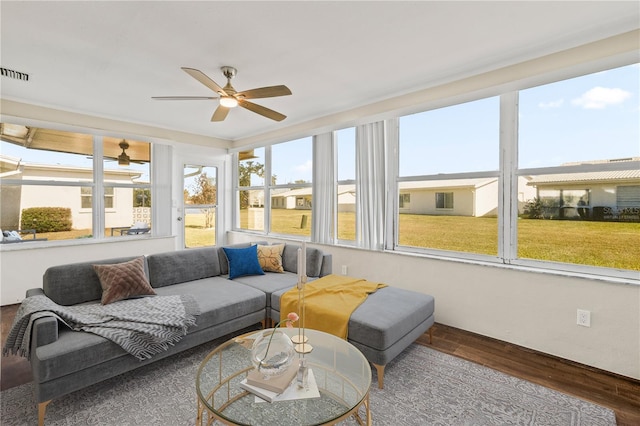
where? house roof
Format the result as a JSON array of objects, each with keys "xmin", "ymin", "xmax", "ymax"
[
  {"xmin": 399, "ymin": 178, "xmax": 497, "ymax": 191},
  {"xmin": 1, "ymin": 2, "xmax": 637, "ymax": 144},
  {"xmin": 527, "ymin": 170, "xmax": 640, "ymax": 185},
  {"xmin": 0, "ymin": 154, "xmax": 143, "ymax": 180}
]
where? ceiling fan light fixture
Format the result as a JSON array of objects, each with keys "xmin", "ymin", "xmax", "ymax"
[{"xmin": 219, "ymin": 96, "xmax": 238, "ymax": 108}]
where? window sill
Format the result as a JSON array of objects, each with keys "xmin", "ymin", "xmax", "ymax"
[
  {"xmin": 393, "ymin": 246, "xmax": 640, "ymax": 286},
  {"xmin": 0, "ymin": 235, "xmax": 173, "ymax": 251}
]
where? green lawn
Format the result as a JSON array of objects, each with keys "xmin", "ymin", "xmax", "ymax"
[
  {"xmin": 399, "ymin": 214, "xmax": 639, "ymax": 271},
  {"xmin": 243, "ymin": 209, "xmax": 639, "ymax": 271},
  {"xmin": 184, "ymin": 212, "xmax": 216, "ymax": 248},
  {"xmin": 34, "ymin": 209, "xmax": 639, "ymax": 271}
]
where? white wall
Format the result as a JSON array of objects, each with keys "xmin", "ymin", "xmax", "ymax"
[
  {"xmin": 0, "ymin": 237, "xmax": 176, "ymax": 305},
  {"xmin": 228, "ymin": 231, "xmax": 640, "ymax": 380}
]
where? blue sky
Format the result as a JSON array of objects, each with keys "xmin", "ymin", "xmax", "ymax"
[
  {"xmin": 3, "ymin": 64, "xmax": 638, "ymax": 185},
  {"xmin": 283, "ymin": 62, "xmax": 639, "ymax": 181}
]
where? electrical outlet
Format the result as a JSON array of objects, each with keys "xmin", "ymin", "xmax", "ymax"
[
  {"xmin": 341, "ymin": 265, "xmax": 348, "ymax": 275},
  {"xmin": 577, "ymin": 309, "xmax": 591, "ymax": 327}
]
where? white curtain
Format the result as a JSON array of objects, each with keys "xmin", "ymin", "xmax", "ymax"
[
  {"xmin": 356, "ymin": 121, "xmax": 386, "ymax": 250},
  {"xmin": 312, "ymin": 132, "xmax": 335, "ymax": 244}
]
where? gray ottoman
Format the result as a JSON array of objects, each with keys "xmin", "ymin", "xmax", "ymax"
[{"xmin": 270, "ymin": 284, "xmax": 435, "ymax": 388}]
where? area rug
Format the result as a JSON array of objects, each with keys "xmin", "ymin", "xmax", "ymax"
[{"xmin": 0, "ymin": 341, "xmax": 616, "ymax": 425}]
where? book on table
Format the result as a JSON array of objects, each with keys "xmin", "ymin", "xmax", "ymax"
[
  {"xmin": 245, "ymin": 362, "xmax": 298, "ymax": 394},
  {"xmin": 240, "ymin": 379, "xmax": 282, "ymax": 403},
  {"xmin": 240, "ymin": 369, "xmax": 320, "ymax": 403}
]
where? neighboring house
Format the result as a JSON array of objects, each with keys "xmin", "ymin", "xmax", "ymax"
[
  {"xmin": 398, "ymin": 177, "xmax": 535, "ymax": 217},
  {"xmin": 271, "ymin": 187, "xmax": 312, "ymax": 210},
  {"xmin": 526, "ymin": 158, "xmax": 640, "ymax": 220},
  {"xmin": 399, "ymin": 178, "xmax": 500, "ymax": 217},
  {"xmin": 0, "ymin": 155, "xmax": 144, "ymax": 230}
]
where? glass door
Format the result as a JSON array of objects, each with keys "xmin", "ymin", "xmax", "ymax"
[{"xmin": 183, "ymin": 164, "xmax": 217, "ymax": 248}]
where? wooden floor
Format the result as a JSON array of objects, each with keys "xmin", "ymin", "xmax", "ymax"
[{"xmin": 2, "ymin": 304, "xmax": 639, "ymax": 424}]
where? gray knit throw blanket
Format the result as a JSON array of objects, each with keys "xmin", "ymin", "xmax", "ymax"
[{"xmin": 3, "ymin": 294, "xmax": 200, "ymax": 360}]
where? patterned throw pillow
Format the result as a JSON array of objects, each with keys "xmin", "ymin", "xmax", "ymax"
[
  {"xmin": 93, "ymin": 257, "xmax": 156, "ymax": 305},
  {"xmin": 257, "ymin": 244, "xmax": 285, "ymax": 273},
  {"xmin": 222, "ymin": 245, "xmax": 266, "ymax": 280}
]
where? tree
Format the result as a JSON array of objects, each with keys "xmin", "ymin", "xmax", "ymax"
[
  {"xmin": 238, "ymin": 161, "xmax": 264, "ymax": 209},
  {"xmin": 188, "ymin": 172, "xmax": 216, "ymax": 228}
]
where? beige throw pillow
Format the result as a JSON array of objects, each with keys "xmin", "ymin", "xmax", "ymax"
[
  {"xmin": 257, "ymin": 244, "xmax": 285, "ymax": 273},
  {"xmin": 93, "ymin": 257, "xmax": 156, "ymax": 305}
]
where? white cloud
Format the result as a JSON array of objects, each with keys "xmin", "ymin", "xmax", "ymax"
[
  {"xmin": 294, "ymin": 160, "xmax": 313, "ymax": 173},
  {"xmin": 571, "ymin": 86, "xmax": 631, "ymax": 109},
  {"xmin": 538, "ymin": 99, "xmax": 564, "ymax": 109}
]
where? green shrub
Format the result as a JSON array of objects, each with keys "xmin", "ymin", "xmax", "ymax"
[
  {"xmin": 21, "ymin": 207, "xmax": 72, "ymax": 232},
  {"xmin": 522, "ymin": 198, "xmax": 546, "ymax": 219}
]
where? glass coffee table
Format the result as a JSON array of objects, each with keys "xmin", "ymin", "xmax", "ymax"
[{"xmin": 196, "ymin": 328, "xmax": 371, "ymax": 425}]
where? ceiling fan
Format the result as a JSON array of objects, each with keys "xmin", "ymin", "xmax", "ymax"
[
  {"xmin": 98, "ymin": 139, "xmax": 146, "ymax": 166},
  {"xmin": 117, "ymin": 140, "xmax": 131, "ymax": 166},
  {"xmin": 152, "ymin": 66, "xmax": 292, "ymax": 122}
]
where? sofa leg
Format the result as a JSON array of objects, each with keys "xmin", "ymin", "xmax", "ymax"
[
  {"xmin": 429, "ymin": 327, "xmax": 433, "ymax": 344},
  {"xmin": 372, "ymin": 363, "xmax": 385, "ymax": 389},
  {"xmin": 38, "ymin": 400, "xmax": 51, "ymax": 426}
]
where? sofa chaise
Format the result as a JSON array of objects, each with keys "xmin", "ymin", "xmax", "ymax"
[{"xmin": 270, "ymin": 284, "xmax": 435, "ymax": 388}]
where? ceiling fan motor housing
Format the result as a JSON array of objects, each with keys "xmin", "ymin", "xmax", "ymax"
[{"xmin": 221, "ymin": 66, "xmax": 237, "ymax": 79}]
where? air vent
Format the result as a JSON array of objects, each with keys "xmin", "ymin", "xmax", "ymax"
[{"xmin": 1, "ymin": 67, "xmax": 29, "ymax": 81}]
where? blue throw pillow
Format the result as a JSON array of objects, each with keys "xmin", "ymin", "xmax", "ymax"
[{"xmin": 222, "ymin": 245, "xmax": 265, "ymax": 280}]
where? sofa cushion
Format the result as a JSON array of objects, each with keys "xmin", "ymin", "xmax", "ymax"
[
  {"xmin": 233, "ymin": 271, "xmax": 311, "ymax": 308},
  {"xmin": 218, "ymin": 241, "xmax": 268, "ymax": 275},
  {"xmin": 93, "ymin": 257, "xmax": 156, "ymax": 305},
  {"xmin": 282, "ymin": 244, "xmax": 323, "ymax": 277},
  {"xmin": 223, "ymin": 245, "xmax": 265, "ymax": 280},
  {"xmin": 348, "ymin": 287, "xmax": 435, "ymax": 351},
  {"xmin": 43, "ymin": 256, "xmax": 146, "ymax": 305},
  {"xmin": 32, "ymin": 277, "xmax": 266, "ymax": 383},
  {"xmin": 147, "ymin": 247, "xmax": 220, "ymax": 288},
  {"xmin": 154, "ymin": 277, "xmax": 266, "ymax": 331},
  {"xmin": 257, "ymin": 244, "xmax": 285, "ymax": 273}
]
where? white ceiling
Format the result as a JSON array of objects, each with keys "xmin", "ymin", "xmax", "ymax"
[{"xmin": 1, "ymin": 1, "xmax": 638, "ymax": 145}]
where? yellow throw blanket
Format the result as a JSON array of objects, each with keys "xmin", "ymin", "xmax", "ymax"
[{"xmin": 280, "ymin": 274, "xmax": 386, "ymax": 339}]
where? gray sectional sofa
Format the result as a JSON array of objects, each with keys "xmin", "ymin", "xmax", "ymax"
[
  {"xmin": 23, "ymin": 241, "xmax": 434, "ymax": 425},
  {"xmin": 28, "ymin": 242, "xmax": 329, "ymax": 425}
]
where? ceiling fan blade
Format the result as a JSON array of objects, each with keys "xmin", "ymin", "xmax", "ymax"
[
  {"xmin": 238, "ymin": 99, "xmax": 286, "ymax": 122},
  {"xmin": 152, "ymin": 96, "xmax": 218, "ymax": 100},
  {"xmin": 211, "ymin": 105, "xmax": 230, "ymax": 122},
  {"xmin": 181, "ymin": 67, "xmax": 227, "ymax": 96},
  {"xmin": 236, "ymin": 85, "xmax": 292, "ymax": 100}
]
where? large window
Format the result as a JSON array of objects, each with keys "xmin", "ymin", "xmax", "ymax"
[
  {"xmin": 0, "ymin": 124, "xmax": 152, "ymax": 242},
  {"xmin": 103, "ymin": 138, "xmax": 151, "ymax": 238},
  {"xmin": 517, "ymin": 63, "xmax": 639, "ymax": 271},
  {"xmin": 336, "ymin": 127, "xmax": 356, "ymax": 242},
  {"xmin": 235, "ymin": 138, "xmax": 314, "ymax": 237},
  {"xmin": 270, "ymin": 137, "xmax": 313, "ymax": 237},
  {"xmin": 233, "ymin": 62, "xmax": 638, "ymax": 278},
  {"xmin": 398, "ymin": 97, "xmax": 500, "ymax": 255},
  {"xmin": 237, "ymin": 148, "xmax": 265, "ymax": 231}
]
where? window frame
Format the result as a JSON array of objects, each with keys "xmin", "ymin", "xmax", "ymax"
[
  {"xmin": 1, "ymin": 129, "xmax": 155, "ymax": 245},
  {"xmin": 230, "ymin": 57, "xmax": 638, "ymax": 283},
  {"xmin": 435, "ymin": 192, "xmax": 453, "ymax": 210}
]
